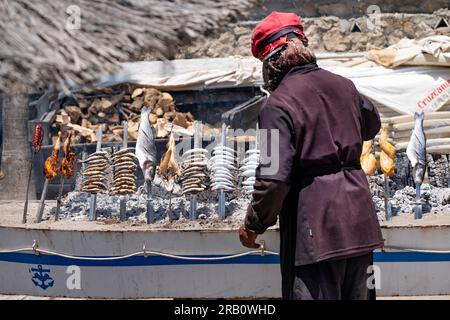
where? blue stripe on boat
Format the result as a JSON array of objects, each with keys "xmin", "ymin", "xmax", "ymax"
[{"xmin": 1, "ymin": 251, "xmax": 450, "ymax": 267}]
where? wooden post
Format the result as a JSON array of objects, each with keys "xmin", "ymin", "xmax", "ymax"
[{"xmin": 0, "ymin": 94, "xmax": 34, "ymax": 200}]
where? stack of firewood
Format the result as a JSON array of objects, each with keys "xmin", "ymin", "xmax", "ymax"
[{"xmin": 52, "ymin": 87, "xmax": 216, "ymax": 144}]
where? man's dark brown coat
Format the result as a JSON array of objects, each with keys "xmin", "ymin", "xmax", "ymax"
[{"xmin": 245, "ymin": 63, "xmax": 384, "ymax": 272}]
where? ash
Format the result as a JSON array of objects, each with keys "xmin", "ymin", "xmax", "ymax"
[
  {"xmin": 370, "ymin": 152, "xmax": 450, "ymax": 221},
  {"xmin": 48, "ymin": 175, "xmax": 251, "ymax": 228},
  {"xmin": 47, "ymin": 152, "xmax": 450, "ymax": 226}
]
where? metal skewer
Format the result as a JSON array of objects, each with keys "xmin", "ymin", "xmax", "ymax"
[
  {"xmin": 384, "ymin": 174, "xmax": 393, "ymax": 221},
  {"xmin": 146, "ymin": 179, "xmax": 154, "ymax": 224},
  {"xmin": 218, "ymin": 123, "xmax": 227, "ymax": 220},
  {"xmin": 23, "ymin": 152, "xmax": 36, "ymax": 223},
  {"xmin": 190, "ymin": 121, "xmax": 201, "ymax": 220},
  {"xmin": 414, "ymin": 183, "xmax": 422, "ymax": 219},
  {"xmin": 54, "ymin": 169, "xmax": 65, "ymax": 221},
  {"xmin": 36, "ymin": 178, "xmax": 49, "ymax": 223},
  {"xmin": 119, "ymin": 122, "xmax": 128, "ymax": 221},
  {"xmin": 89, "ymin": 127, "xmax": 102, "ymax": 221}
]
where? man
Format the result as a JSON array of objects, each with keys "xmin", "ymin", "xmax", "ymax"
[{"xmin": 239, "ymin": 12, "xmax": 384, "ymax": 300}]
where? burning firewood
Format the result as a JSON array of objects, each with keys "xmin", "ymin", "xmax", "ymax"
[
  {"xmin": 36, "ymin": 131, "xmax": 62, "ymax": 223},
  {"xmin": 55, "ymin": 132, "xmax": 76, "ymax": 220},
  {"xmin": 44, "ymin": 132, "xmax": 61, "ymax": 181}
]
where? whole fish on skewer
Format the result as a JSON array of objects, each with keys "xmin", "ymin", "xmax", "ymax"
[
  {"xmin": 406, "ymin": 111, "xmax": 427, "ymax": 219},
  {"xmin": 158, "ymin": 132, "xmax": 181, "ymax": 192},
  {"xmin": 135, "ymin": 107, "xmax": 157, "ymax": 223}
]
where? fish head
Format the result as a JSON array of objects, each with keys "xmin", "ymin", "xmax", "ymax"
[
  {"xmin": 142, "ymin": 160, "xmax": 156, "ymax": 182},
  {"xmin": 414, "ymin": 110, "xmax": 425, "ymax": 122}
]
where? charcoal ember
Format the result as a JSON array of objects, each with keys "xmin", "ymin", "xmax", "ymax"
[
  {"xmin": 427, "ymin": 154, "xmax": 449, "ymax": 188},
  {"xmin": 392, "ymin": 152, "xmax": 413, "ymax": 189},
  {"xmin": 368, "ymin": 174, "xmax": 396, "ymax": 197}
]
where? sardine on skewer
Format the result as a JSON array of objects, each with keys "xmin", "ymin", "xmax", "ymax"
[
  {"xmin": 81, "ymin": 150, "xmax": 110, "ymax": 194},
  {"xmin": 135, "ymin": 107, "xmax": 157, "ymax": 223},
  {"xmin": 240, "ymin": 148, "xmax": 260, "ymax": 195},
  {"xmin": 110, "ymin": 150, "xmax": 138, "ymax": 196},
  {"xmin": 406, "ymin": 111, "xmax": 427, "ymax": 219}
]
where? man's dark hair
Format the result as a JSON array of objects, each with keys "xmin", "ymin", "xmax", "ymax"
[{"xmin": 262, "ymin": 38, "xmax": 316, "ymax": 92}]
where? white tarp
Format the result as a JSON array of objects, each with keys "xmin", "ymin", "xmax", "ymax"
[
  {"xmin": 96, "ymin": 55, "xmax": 449, "ymax": 116},
  {"xmin": 96, "ymin": 57, "xmax": 262, "ymax": 90},
  {"xmin": 327, "ymin": 65, "xmax": 450, "ymax": 115},
  {"xmin": 367, "ymin": 36, "xmax": 450, "ymax": 68}
]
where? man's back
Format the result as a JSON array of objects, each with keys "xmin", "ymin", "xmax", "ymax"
[{"xmin": 259, "ymin": 64, "xmax": 384, "ymax": 266}]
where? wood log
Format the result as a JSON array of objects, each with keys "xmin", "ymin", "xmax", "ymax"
[
  {"xmin": 99, "ymin": 98, "xmax": 113, "ymax": 110},
  {"xmin": 131, "ymin": 88, "xmax": 144, "ymax": 99},
  {"xmin": 186, "ymin": 112, "xmax": 195, "ymax": 122},
  {"xmin": 64, "ymin": 106, "xmax": 82, "ymax": 123},
  {"xmin": 148, "ymin": 113, "xmax": 158, "ymax": 124},
  {"xmin": 163, "ymin": 111, "xmax": 175, "ymax": 121},
  {"xmin": 130, "ymin": 97, "xmax": 144, "ymax": 112},
  {"xmin": 67, "ymin": 123, "xmax": 94, "ymax": 137},
  {"xmin": 157, "ymin": 92, "xmax": 174, "ymax": 112},
  {"xmin": 173, "ymin": 113, "xmax": 191, "ymax": 129},
  {"xmin": 154, "ymin": 118, "xmax": 169, "ymax": 138},
  {"xmin": 144, "ymin": 88, "xmax": 161, "ymax": 107},
  {"xmin": 127, "ymin": 120, "xmax": 139, "ymax": 140},
  {"xmin": 154, "ymin": 107, "xmax": 164, "ymax": 117},
  {"xmin": 81, "ymin": 118, "xmax": 90, "ymax": 128}
]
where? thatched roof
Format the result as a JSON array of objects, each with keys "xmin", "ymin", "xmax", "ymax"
[{"xmin": 0, "ymin": 0, "xmax": 256, "ymax": 93}]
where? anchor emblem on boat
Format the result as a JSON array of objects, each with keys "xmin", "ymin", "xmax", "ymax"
[{"xmin": 30, "ymin": 265, "xmax": 54, "ymax": 290}]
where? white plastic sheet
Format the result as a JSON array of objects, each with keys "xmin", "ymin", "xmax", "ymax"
[
  {"xmin": 367, "ymin": 36, "xmax": 450, "ymax": 68},
  {"xmin": 96, "ymin": 55, "xmax": 449, "ymax": 116},
  {"xmin": 327, "ymin": 65, "xmax": 450, "ymax": 115}
]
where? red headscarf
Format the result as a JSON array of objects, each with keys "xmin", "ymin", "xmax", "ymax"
[{"xmin": 251, "ymin": 12, "xmax": 308, "ymax": 60}]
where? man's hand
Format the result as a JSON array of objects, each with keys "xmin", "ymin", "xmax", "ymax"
[{"xmin": 239, "ymin": 225, "xmax": 259, "ymax": 249}]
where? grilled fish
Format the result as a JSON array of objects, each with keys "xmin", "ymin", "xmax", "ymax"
[
  {"xmin": 407, "ymin": 111, "xmax": 427, "ymax": 184},
  {"xmin": 157, "ymin": 132, "xmax": 181, "ymax": 192},
  {"xmin": 136, "ymin": 107, "xmax": 157, "ymax": 183}
]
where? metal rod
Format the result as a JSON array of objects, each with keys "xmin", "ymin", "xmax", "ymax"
[
  {"xmin": 36, "ymin": 179, "xmax": 49, "ymax": 223},
  {"xmin": 190, "ymin": 121, "xmax": 201, "ymax": 220},
  {"xmin": 23, "ymin": 153, "xmax": 35, "ymax": 223},
  {"xmin": 89, "ymin": 127, "xmax": 102, "ymax": 221},
  {"xmin": 414, "ymin": 183, "xmax": 423, "ymax": 219},
  {"xmin": 146, "ymin": 181, "xmax": 153, "ymax": 224},
  {"xmin": 384, "ymin": 174, "xmax": 392, "ymax": 221},
  {"xmin": 218, "ymin": 123, "xmax": 227, "ymax": 220},
  {"xmin": 55, "ymin": 173, "xmax": 65, "ymax": 221},
  {"xmin": 119, "ymin": 122, "xmax": 128, "ymax": 221}
]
